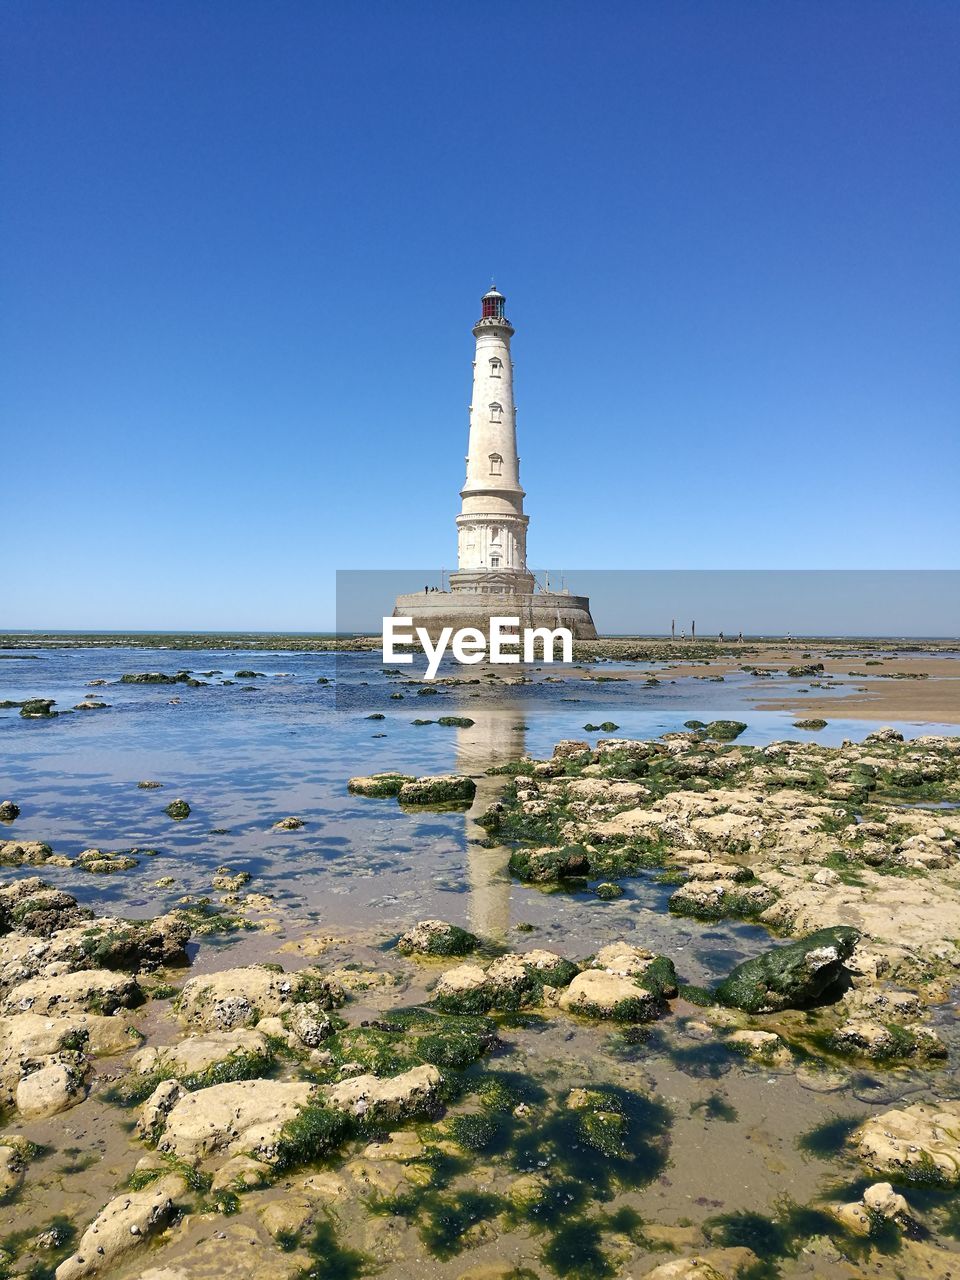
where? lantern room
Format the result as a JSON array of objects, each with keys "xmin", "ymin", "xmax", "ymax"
[{"xmin": 481, "ymin": 287, "xmax": 506, "ymax": 321}]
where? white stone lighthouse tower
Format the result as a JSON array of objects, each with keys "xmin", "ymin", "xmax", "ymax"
[
  {"xmin": 450, "ymin": 287, "xmax": 534, "ymax": 594},
  {"xmin": 392, "ymin": 286, "xmax": 596, "ymax": 640}
]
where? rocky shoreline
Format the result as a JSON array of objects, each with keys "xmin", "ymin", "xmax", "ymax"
[{"xmin": 0, "ymin": 720, "xmax": 958, "ymax": 1279}]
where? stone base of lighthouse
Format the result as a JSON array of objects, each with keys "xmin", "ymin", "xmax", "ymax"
[{"xmin": 392, "ymin": 587, "xmax": 597, "ymax": 642}]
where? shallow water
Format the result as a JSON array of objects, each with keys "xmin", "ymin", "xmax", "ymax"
[{"xmin": 1, "ymin": 645, "xmax": 955, "ymax": 964}]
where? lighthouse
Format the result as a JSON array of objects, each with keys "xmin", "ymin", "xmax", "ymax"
[
  {"xmin": 450, "ymin": 287, "xmax": 534, "ymax": 593},
  {"xmin": 392, "ymin": 286, "xmax": 596, "ymax": 640}
]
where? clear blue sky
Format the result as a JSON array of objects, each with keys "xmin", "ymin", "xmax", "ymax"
[{"xmin": 3, "ymin": 1, "xmax": 958, "ymax": 630}]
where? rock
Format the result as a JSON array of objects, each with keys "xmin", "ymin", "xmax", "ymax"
[
  {"xmin": 397, "ymin": 919, "xmax": 478, "ymax": 957},
  {"xmin": 0, "ymin": 839, "xmax": 54, "ymax": 867},
  {"xmin": 16, "ymin": 1054, "xmax": 87, "ymax": 1117},
  {"xmin": 283, "ymin": 1002, "xmax": 336, "ymax": 1048},
  {"xmin": 0, "ymin": 802, "xmax": 19, "ymax": 822},
  {"xmin": 832, "ymin": 1018, "xmax": 946, "ymax": 1061},
  {"xmin": 0, "ymin": 878, "xmax": 92, "ymax": 935},
  {"xmin": 862, "ymin": 1181, "xmax": 911, "ymax": 1222},
  {"xmin": 164, "ymin": 799, "xmax": 191, "ymax": 820},
  {"xmin": 0, "ymin": 1141, "xmax": 27, "ymax": 1199},
  {"xmin": 176, "ymin": 966, "xmax": 344, "ymax": 1031},
  {"xmin": 434, "ymin": 964, "xmax": 492, "ymax": 1014},
  {"xmin": 3, "ymin": 969, "xmax": 141, "ymax": 1016},
  {"xmin": 397, "ymin": 774, "xmax": 477, "ymax": 805},
  {"xmin": 259, "ymin": 1195, "xmax": 315, "ymax": 1240},
  {"xmin": 865, "ymin": 727, "xmax": 904, "ymax": 743},
  {"xmin": 323, "ymin": 1063, "xmax": 443, "ymax": 1122},
  {"xmin": 704, "ymin": 720, "xmax": 747, "ymax": 741},
  {"xmin": 558, "ymin": 969, "xmax": 663, "ymax": 1021},
  {"xmin": 640, "ymin": 1251, "xmax": 758, "ymax": 1279},
  {"xmin": 138, "ymin": 780, "xmax": 163, "ymax": 789},
  {"xmin": 272, "ymin": 816, "xmax": 304, "ymax": 831},
  {"xmin": 669, "ymin": 880, "xmax": 775, "ymax": 920},
  {"xmin": 54, "ymin": 1173, "xmax": 185, "ymax": 1280},
  {"xmin": 595, "ymin": 882, "xmax": 623, "ymax": 899},
  {"xmin": 210, "ymin": 1154, "xmax": 272, "ymax": 1191},
  {"xmin": 855, "ymin": 1099, "xmax": 960, "ymax": 1183},
  {"xmin": 138, "ymin": 1079, "xmax": 185, "ymax": 1138},
  {"xmin": 347, "ymin": 773, "xmax": 415, "ymax": 797},
  {"xmin": 73, "ymin": 701, "xmax": 108, "ymax": 711},
  {"xmin": 132, "ymin": 1029, "xmax": 272, "ymax": 1079},
  {"xmin": 20, "ymin": 699, "xmax": 57, "ymax": 718},
  {"xmin": 158, "ymin": 1079, "xmax": 314, "ymax": 1162},
  {"xmin": 714, "ymin": 926, "xmax": 859, "ymax": 1013},
  {"xmin": 726, "ymin": 1029, "xmax": 792, "ymax": 1067},
  {"xmin": 75, "ymin": 849, "xmax": 139, "ymax": 874},
  {"xmin": 508, "ymin": 844, "xmax": 591, "ymax": 883}
]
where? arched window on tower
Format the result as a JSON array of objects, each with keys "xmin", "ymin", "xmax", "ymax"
[
  {"xmin": 489, "ymin": 453, "xmax": 503, "ymax": 476},
  {"xmin": 489, "ymin": 402, "xmax": 503, "ymax": 423},
  {"xmin": 489, "ymin": 357, "xmax": 502, "ymax": 377}
]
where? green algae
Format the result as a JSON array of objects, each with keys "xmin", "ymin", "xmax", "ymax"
[
  {"xmin": 797, "ymin": 1114, "xmax": 863, "ymax": 1159},
  {"xmin": 692, "ymin": 1091, "xmax": 738, "ymax": 1122},
  {"xmin": 291, "ymin": 1218, "xmax": 373, "ymax": 1280},
  {"xmin": 104, "ymin": 1044, "xmax": 278, "ymax": 1109}
]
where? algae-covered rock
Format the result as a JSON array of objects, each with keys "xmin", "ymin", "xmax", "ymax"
[
  {"xmin": 0, "ymin": 802, "xmax": 19, "ymax": 822},
  {"xmin": 158, "ymin": 1078, "xmax": 314, "ymax": 1162},
  {"xmin": 176, "ymin": 965, "xmax": 344, "ymax": 1031},
  {"xmin": 397, "ymin": 774, "xmax": 477, "ymax": 805},
  {"xmin": 704, "ymin": 720, "xmax": 747, "ymax": 741},
  {"xmin": 19, "ymin": 699, "xmax": 57, "ymax": 718},
  {"xmin": 348, "ymin": 772, "xmax": 416, "ymax": 797},
  {"xmin": 669, "ymin": 879, "xmax": 776, "ymax": 921},
  {"xmin": 272, "ymin": 815, "xmax": 304, "ymax": 831},
  {"xmin": 558, "ymin": 969, "xmax": 664, "ymax": 1021},
  {"xmin": 794, "ymin": 718, "xmax": 828, "ymax": 730},
  {"xmin": 164, "ymin": 799, "xmax": 191, "ymax": 820},
  {"xmin": 437, "ymin": 716, "xmax": 475, "ymax": 728},
  {"xmin": 715, "ymin": 926, "xmax": 859, "ymax": 1013},
  {"xmin": 396, "ymin": 919, "xmax": 478, "ymax": 958},
  {"xmin": 323, "ymin": 1063, "xmax": 442, "ymax": 1122},
  {"xmin": 508, "ymin": 843, "xmax": 591, "ymax": 884}
]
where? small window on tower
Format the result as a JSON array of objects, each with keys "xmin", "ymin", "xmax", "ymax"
[
  {"xmin": 490, "ymin": 555, "xmax": 500, "ymax": 568},
  {"xmin": 489, "ymin": 453, "xmax": 503, "ymax": 476},
  {"xmin": 489, "ymin": 357, "xmax": 502, "ymax": 377},
  {"xmin": 489, "ymin": 402, "xmax": 503, "ymax": 423},
  {"xmin": 490, "ymin": 526, "xmax": 500, "ymax": 540}
]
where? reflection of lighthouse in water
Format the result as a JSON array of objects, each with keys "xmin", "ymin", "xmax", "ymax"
[{"xmin": 453, "ymin": 702, "xmax": 527, "ymax": 943}]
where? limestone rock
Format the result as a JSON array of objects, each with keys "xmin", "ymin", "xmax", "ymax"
[
  {"xmin": 55, "ymin": 1173, "xmax": 185, "ymax": 1280},
  {"xmin": 558, "ymin": 969, "xmax": 661, "ymax": 1021},
  {"xmin": 434, "ymin": 963, "xmax": 492, "ymax": 1014},
  {"xmin": 16, "ymin": 1055, "xmax": 87, "ymax": 1117},
  {"xmin": 855, "ymin": 1099, "xmax": 960, "ymax": 1183},
  {"xmin": 138, "ymin": 1079, "xmax": 185, "ymax": 1139},
  {"xmin": 397, "ymin": 919, "xmax": 478, "ymax": 957},
  {"xmin": 176, "ymin": 966, "xmax": 343, "ymax": 1030},
  {"xmin": 131, "ymin": 1028, "xmax": 271, "ymax": 1078},
  {"xmin": 158, "ymin": 1079, "xmax": 314, "ymax": 1163},
  {"xmin": 397, "ymin": 774, "xmax": 477, "ymax": 805},
  {"xmin": 323, "ymin": 1063, "xmax": 443, "ymax": 1122},
  {"xmin": 2, "ymin": 969, "xmax": 140, "ymax": 1016},
  {"xmin": 347, "ymin": 773, "xmax": 415, "ymax": 797},
  {"xmin": 0, "ymin": 1141, "xmax": 29, "ymax": 1199}
]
